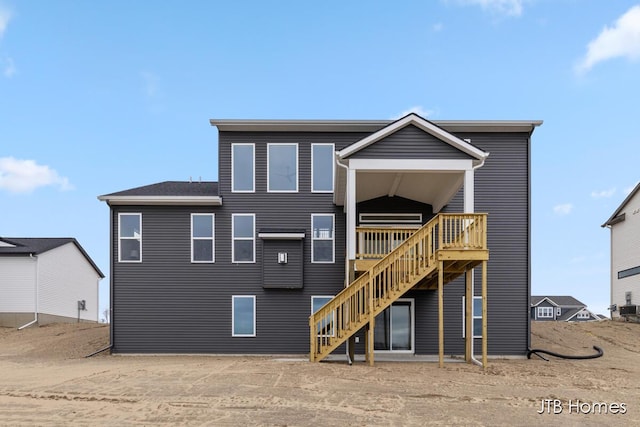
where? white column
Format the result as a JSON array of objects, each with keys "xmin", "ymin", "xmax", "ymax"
[
  {"xmin": 464, "ymin": 169, "xmax": 474, "ymax": 213},
  {"xmin": 347, "ymin": 168, "xmax": 357, "ymax": 260}
]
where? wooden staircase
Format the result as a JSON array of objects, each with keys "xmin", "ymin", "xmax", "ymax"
[{"xmin": 309, "ymin": 213, "xmax": 488, "ymax": 363}]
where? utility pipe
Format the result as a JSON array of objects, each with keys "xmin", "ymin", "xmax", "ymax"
[{"xmin": 18, "ymin": 253, "xmax": 38, "ymax": 330}]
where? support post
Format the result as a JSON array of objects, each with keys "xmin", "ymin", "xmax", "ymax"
[
  {"xmin": 465, "ymin": 268, "xmax": 472, "ymax": 363},
  {"xmin": 347, "ymin": 168, "xmax": 356, "ymax": 260},
  {"xmin": 438, "ymin": 260, "xmax": 444, "ymax": 368},
  {"xmin": 309, "ymin": 316, "xmax": 316, "ymax": 362},
  {"xmin": 482, "ymin": 260, "xmax": 488, "ymax": 369},
  {"xmin": 368, "ymin": 281, "xmax": 375, "ymax": 366}
]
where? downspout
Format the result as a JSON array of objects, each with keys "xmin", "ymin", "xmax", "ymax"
[
  {"xmin": 18, "ymin": 253, "xmax": 39, "ymax": 330},
  {"xmin": 469, "ymin": 155, "xmax": 488, "ymax": 367},
  {"xmin": 335, "ymin": 153, "xmax": 354, "ymax": 364}
]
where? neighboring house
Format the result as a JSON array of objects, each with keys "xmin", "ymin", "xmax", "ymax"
[
  {"xmin": 530, "ymin": 296, "xmax": 599, "ymax": 322},
  {"xmin": 99, "ymin": 113, "xmax": 542, "ymax": 365},
  {"xmin": 0, "ymin": 238, "xmax": 104, "ymax": 328},
  {"xmin": 602, "ymin": 182, "xmax": 640, "ymax": 321}
]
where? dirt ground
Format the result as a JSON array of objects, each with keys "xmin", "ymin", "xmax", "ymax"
[{"xmin": 0, "ymin": 321, "xmax": 639, "ymax": 426}]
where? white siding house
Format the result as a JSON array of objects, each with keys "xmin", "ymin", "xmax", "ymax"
[
  {"xmin": 602, "ymin": 182, "xmax": 640, "ymax": 321},
  {"xmin": 0, "ymin": 238, "xmax": 104, "ymax": 328}
]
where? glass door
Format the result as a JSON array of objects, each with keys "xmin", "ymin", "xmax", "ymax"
[{"xmin": 374, "ymin": 299, "xmax": 414, "ymax": 352}]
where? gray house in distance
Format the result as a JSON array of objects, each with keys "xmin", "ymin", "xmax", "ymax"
[
  {"xmin": 530, "ymin": 296, "xmax": 599, "ymax": 322},
  {"xmin": 99, "ymin": 113, "xmax": 542, "ymax": 366}
]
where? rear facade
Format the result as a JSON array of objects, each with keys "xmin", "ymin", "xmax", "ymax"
[{"xmin": 100, "ymin": 114, "xmax": 540, "ymax": 362}]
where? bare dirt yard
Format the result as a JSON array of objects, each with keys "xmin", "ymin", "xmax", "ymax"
[{"xmin": 0, "ymin": 321, "xmax": 639, "ymax": 426}]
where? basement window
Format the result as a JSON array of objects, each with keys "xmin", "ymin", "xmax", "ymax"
[{"xmin": 462, "ymin": 296, "xmax": 483, "ymax": 338}]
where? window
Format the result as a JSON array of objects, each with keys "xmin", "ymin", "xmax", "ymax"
[
  {"xmin": 626, "ymin": 291, "xmax": 632, "ymax": 305},
  {"xmin": 311, "ymin": 296, "xmax": 334, "ymax": 336},
  {"xmin": 537, "ymin": 307, "xmax": 553, "ymax": 318},
  {"xmin": 232, "ymin": 296, "xmax": 255, "ymax": 337},
  {"xmin": 312, "ymin": 214, "xmax": 334, "ymax": 263},
  {"xmin": 232, "ymin": 214, "xmax": 255, "ymax": 263},
  {"xmin": 618, "ymin": 265, "xmax": 640, "ymax": 279},
  {"xmin": 462, "ymin": 296, "xmax": 483, "ymax": 338},
  {"xmin": 232, "ymin": 143, "xmax": 254, "ymax": 192},
  {"xmin": 191, "ymin": 214, "xmax": 214, "ymax": 262},
  {"xmin": 577, "ymin": 311, "xmax": 590, "ymax": 319},
  {"xmin": 268, "ymin": 143, "xmax": 298, "ymax": 192},
  {"xmin": 312, "ymin": 143, "xmax": 334, "ymax": 192},
  {"xmin": 118, "ymin": 213, "xmax": 141, "ymax": 262}
]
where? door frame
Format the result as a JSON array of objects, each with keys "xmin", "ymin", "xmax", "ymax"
[{"xmin": 374, "ymin": 298, "xmax": 415, "ymax": 354}]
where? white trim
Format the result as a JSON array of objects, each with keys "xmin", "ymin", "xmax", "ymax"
[
  {"xmin": 258, "ymin": 232, "xmax": 305, "ymax": 240},
  {"xmin": 210, "ymin": 118, "xmax": 543, "ymax": 133},
  {"xmin": 464, "ymin": 169, "xmax": 474, "ymax": 213},
  {"xmin": 118, "ymin": 213, "xmax": 142, "ymax": 263},
  {"xmin": 537, "ymin": 306, "xmax": 554, "ymax": 319},
  {"xmin": 100, "ymin": 196, "xmax": 222, "ymax": 206},
  {"xmin": 231, "ymin": 143, "xmax": 255, "ymax": 193},
  {"xmin": 359, "ymin": 213, "xmax": 422, "ymax": 224},
  {"xmin": 462, "ymin": 296, "xmax": 483, "ymax": 338},
  {"xmin": 311, "ymin": 295, "xmax": 335, "ymax": 337},
  {"xmin": 311, "ymin": 214, "xmax": 335, "ymax": 264},
  {"xmin": 374, "ymin": 298, "xmax": 415, "ymax": 354},
  {"xmin": 338, "ymin": 114, "xmax": 489, "ymax": 160},
  {"xmin": 531, "ymin": 297, "xmax": 560, "ymax": 308},
  {"xmin": 232, "ymin": 295, "xmax": 256, "ymax": 337},
  {"xmin": 311, "ymin": 143, "xmax": 335, "ymax": 193},
  {"xmin": 267, "ymin": 143, "xmax": 298, "ymax": 193},
  {"xmin": 232, "ymin": 214, "xmax": 256, "ymax": 263},
  {"xmin": 347, "ymin": 168, "xmax": 356, "ymax": 259},
  {"xmin": 191, "ymin": 213, "xmax": 215, "ymax": 263},
  {"xmin": 347, "ymin": 158, "xmax": 474, "ymax": 172}
]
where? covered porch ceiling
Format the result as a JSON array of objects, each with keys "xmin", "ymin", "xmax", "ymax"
[{"xmin": 355, "ymin": 171, "xmax": 463, "ymax": 211}]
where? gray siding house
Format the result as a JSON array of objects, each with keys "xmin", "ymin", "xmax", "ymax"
[
  {"xmin": 99, "ymin": 113, "xmax": 541, "ymax": 366},
  {"xmin": 530, "ymin": 296, "xmax": 599, "ymax": 322}
]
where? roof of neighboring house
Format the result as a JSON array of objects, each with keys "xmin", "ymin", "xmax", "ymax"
[
  {"xmin": 0, "ymin": 237, "xmax": 104, "ymax": 278},
  {"xmin": 531, "ymin": 296, "xmax": 586, "ymax": 307},
  {"xmin": 602, "ymin": 181, "xmax": 640, "ymax": 227},
  {"xmin": 562, "ymin": 308, "xmax": 598, "ymax": 321},
  {"xmin": 98, "ymin": 181, "xmax": 222, "ymax": 206}
]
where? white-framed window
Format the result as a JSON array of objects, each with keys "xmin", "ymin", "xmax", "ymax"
[
  {"xmin": 232, "ymin": 295, "xmax": 255, "ymax": 337},
  {"xmin": 118, "ymin": 213, "xmax": 142, "ymax": 262},
  {"xmin": 537, "ymin": 307, "xmax": 553, "ymax": 318},
  {"xmin": 577, "ymin": 311, "xmax": 590, "ymax": 319},
  {"xmin": 312, "ymin": 143, "xmax": 334, "ymax": 193},
  {"xmin": 462, "ymin": 296, "xmax": 483, "ymax": 338},
  {"xmin": 191, "ymin": 214, "xmax": 214, "ymax": 263},
  {"xmin": 232, "ymin": 214, "xmax": 255, "ymax": 263},
  {"xmin": 268, "ymin": 143, "xmax": 298, "ymax": 192},
  {"xmin": 556, "ymin": 307, "xmax": 561, "ymax": 316},
  {"xmin": 232, "ymin": 143, "xmax": 255, "ymax": 192},
  {"xmin": 311, "ymin": 214, "xmax": 334, "ymax": 263},
  {"xmin": 311, "ymin": 296, "xmax": 335, "ymax": 337}
]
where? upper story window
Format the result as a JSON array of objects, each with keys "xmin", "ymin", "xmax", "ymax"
[
  {"xmin": 191, "ymin": 214, "xmax": 214, "ymax": 263},
  {"xmin": 312, "ymin": 143, "xmax": 334, "ymax": 193},
  {"xmin": 232, "ymin": 143, "xmax": 255, "ymax": 192},
  {"xmin": 232, "ymin": 214, "xmax": 255, "ymax": 263},
  {"xmin": 268, "ymin": 143, "xmax": 298, "ymax": 192},
  {"xmin": 312, "ymin": 214, "xmax": 334, "ymax": 263},
  {"xmin": 118, "ymin": 213, "xmax": 142, "ymax": 262}
]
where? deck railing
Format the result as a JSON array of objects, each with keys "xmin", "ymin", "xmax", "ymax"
[
  {"xmin": 309, "ymin": 213, "xmax": 487, "ymax": 362},
  {"xmin": 355, "ymin": 227, "xmax": 418, "ymax": 259}
]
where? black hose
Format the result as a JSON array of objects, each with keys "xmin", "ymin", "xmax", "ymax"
[{"xmin": 527, "ymin": 346, "xmax": 603, "ymax": 360}]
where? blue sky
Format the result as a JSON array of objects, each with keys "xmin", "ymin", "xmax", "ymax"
[{"xmin": 1, "ymin": 0, "xmax": 640, "ymax": 319}]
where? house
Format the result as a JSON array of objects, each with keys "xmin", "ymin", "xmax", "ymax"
[
  {"xmin": 530, "ymin": 296, "xmax": 599, "ymax": 322},
  {"xmin": 98, "ymin": 113, "xmax": 542, "ymax": 366},
  {"xmin": 0, "ymin": 237, "xmax": 104, "ymax": 328},
  {"xmin": 602, "ymin": 181, "xmax": 640, "ymax": 321}
]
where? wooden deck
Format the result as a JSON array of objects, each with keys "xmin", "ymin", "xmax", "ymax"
[{"xmin": 309, "ymin": 213, "xmax": 489, "ymax": 367}]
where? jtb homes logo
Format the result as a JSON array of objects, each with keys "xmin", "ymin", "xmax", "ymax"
[{"xmin": 537, "ymin": 399, "xmax": 627, "ymax": 415}]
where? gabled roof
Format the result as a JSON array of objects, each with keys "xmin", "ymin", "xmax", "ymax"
[
  {"xmin": 0, "ymin": 237, "xmax": 104, "ymax": 277},
  {"xmin": 561, "ymin": 308, "xmax": 597, "ymax": 322},
  {"xmin": 337, "ymin": 113, "xmax": 489, "ymax": 161},
  {"xmin": 602, "ymin": 181, "xmax": 640, "ymax": 227},
  {"xmin": 98, "ymin": 181, "xmax": 222, "ymax": 206},
  {"xmin": 531, "ymin": 296, "xmax": 586, "ymax": 307}
]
